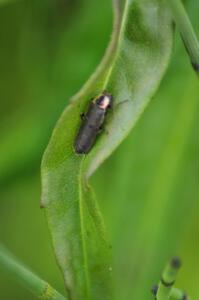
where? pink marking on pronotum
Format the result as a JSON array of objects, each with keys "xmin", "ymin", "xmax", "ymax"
[{"xmin": 97, "ymin": 95, "xmax": 111, "ymax": 109}]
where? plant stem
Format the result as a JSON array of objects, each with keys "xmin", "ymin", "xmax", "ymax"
[
  {"xmin": 156, "ymin": 257, "xmax": 181, "ymax": 300},
  {"xmin": 0, "ymin": 245, "xmax": 67, "ymax": 300},
  {"xmin": 152, "ymin": 284, "xmax": 189, "ymax": 300},
  {"xmin": 170, "ymin": 288, "xmax": 189, "ymax": 300},
  {"xmin": 168, "ymin": 0, "xmax": 199, "ymax": 74}
]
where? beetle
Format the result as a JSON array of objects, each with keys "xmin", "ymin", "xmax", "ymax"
[{"xmin": 74, "ymin": 92, "xmax": 113, "ymax": 154}]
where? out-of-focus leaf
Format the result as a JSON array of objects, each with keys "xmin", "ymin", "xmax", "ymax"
[
  {"xmin": 0, "ymin": 0, "xmax": 96, "ymax": 183},
  {"xmin": 91, "ymin": 7, "xmax": 199, "ymax": 297},
  {"xmin": 41, "ymin": 0, "xmax": 174, "ymax": 299},
  {"xmin": 0, "ymin": 0, "xmax": 17, "ymax": 5}
]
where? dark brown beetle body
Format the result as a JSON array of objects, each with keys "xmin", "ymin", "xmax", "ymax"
[{"xmin": 74, "ymin": 92, "xmax": 113, "ymax": 154}]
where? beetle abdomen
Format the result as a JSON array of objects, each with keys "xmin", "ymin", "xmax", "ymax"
[
  {"xmin": 75, "ymin": 104, "xmax": 104, "ymax": 153},
  {"xmin": 75, "ymin": 125, "xmax": 99, "ymax": 153}
]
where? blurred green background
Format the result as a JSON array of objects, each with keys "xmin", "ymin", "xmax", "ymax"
[{"xmin": 0, "ymin": 0, "xmax": 199, "ymax": 300}]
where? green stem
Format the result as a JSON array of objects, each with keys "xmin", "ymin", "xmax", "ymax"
[
  {"xmin": 152, "ymin": 284, "xmax": 189, "ymax": 300},
  {"xmin": 170, "ymin": 288, "xmax": 189, "ymax": 300},
  {"xmin": 156, "ymin": 257, "xmax": 181, "ymax": 300},
  {"xmin": 0, "ymin": 245, "xmax": 67, "ymax": 300},
  {"xmin": 152, "ymin": 257, "xmax": 190, "ymax": 300},
  {"xmin": 168, "ymin": 0, "xmax": 199, "ymax": 74}
]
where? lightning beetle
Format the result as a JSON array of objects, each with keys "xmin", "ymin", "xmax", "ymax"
[{"xmin": 74, "ymin": 92, "xmax": 113, "ymax": 154}]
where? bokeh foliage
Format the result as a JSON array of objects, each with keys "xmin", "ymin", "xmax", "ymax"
[{"xmin": 0, "ymin": 1, "xmax": 199, "ymax": 300}]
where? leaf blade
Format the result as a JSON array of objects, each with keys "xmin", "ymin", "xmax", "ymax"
[
  {"xmin": 86, "ymin": 0, "xmax": 174, "ymax": 177},
  {"xmin": 41, "ymin": 1, "xmax": 174, "ymax": 299}
]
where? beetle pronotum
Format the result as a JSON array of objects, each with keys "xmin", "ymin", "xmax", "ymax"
[{"xmin": 74, "ymin": 92, "xmax": 113, "ymax": 154}]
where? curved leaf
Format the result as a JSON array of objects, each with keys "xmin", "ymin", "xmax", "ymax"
[
  {"xmin": 41, "ymin": 1, "xmax": 174, "ymax": 300},
  {"xmin": 86, "ymin": 0, "xmax": 174, "ymax": 177}
]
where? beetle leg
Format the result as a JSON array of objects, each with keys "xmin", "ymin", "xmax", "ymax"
[
  {"xmin": 99, "ymin": 125, "xmax": 110, "ymax": 135},
  {"xmin": 98, "ymin": 125, "xmax": 103, "ymax": 133},
  {"xmin": 104, "ymin": 127, "xmax": 110, "ymax": 135},
  {"xmin": 80, "ymin": 113, "xmax": 87, "ymax": 120}
]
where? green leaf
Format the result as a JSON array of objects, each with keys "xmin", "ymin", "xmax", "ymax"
[{"xmin": 41, "ymin": 1, "xmax": 174, "ymax": 299}]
